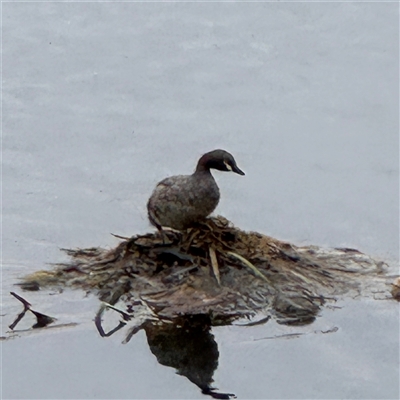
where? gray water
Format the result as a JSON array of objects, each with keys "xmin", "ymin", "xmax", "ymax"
[{"xmin": 2, "ymin": 2, "xmax": 399, "ymax": 399}]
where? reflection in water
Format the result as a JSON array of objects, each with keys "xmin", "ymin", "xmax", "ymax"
[
  {"xmin": 8, "ymin": 292, "xmax": 236, "ymax": 398},
  {"xmin": 144, "ymin": 315, "xmax": 236, "ymax": 400},
  {"xmin": 92, "ymin": 302, "xmax": 237, "ymax": 398}
]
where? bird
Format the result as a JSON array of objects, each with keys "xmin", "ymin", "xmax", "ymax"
[{"xmin": 147, "ymin": 149, "xmax": 245, "ymax": 233}]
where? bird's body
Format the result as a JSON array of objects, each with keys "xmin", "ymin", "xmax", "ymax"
[
  {"xmin": 147, "ymin": 149, "xmax": 244, "ymax": 231},
  {"xmin": 147, "ymin": 171, "xmax": 220, "ymax": 230}
]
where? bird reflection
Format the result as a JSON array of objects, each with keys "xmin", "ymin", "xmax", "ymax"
[{"xmin": 144, "ymin": 315, "xmax": 236, "ymax": 399}]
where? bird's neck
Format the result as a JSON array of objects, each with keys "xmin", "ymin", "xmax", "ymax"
[{"xmin": 195, "ymin": 154, "xmax": 212, "ymax": 173}]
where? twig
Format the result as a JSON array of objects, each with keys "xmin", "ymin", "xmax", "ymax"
[
  {"xmin": 226, "ymin": 252, "xmax": 271, "ymax": 284},
  {"xmin": 111, "ymin": 233, "xmax": 131, "ymax": 240},
  {"xmin": 209, "ymin": 246, "xmax": 221, "ymax": 285}
]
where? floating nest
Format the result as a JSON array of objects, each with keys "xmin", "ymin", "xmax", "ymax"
[
  {"xmin": 11, "ymin": 216, "xmax": 397, "ymax": 400},
  {"xmin": 21, "ymin": 216, "xmax": 396, "ymax": 327}
]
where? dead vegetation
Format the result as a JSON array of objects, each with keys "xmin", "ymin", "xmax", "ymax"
[{"xmin": 20, "ymin": 216, "xmax": 395, "ymax": 326}]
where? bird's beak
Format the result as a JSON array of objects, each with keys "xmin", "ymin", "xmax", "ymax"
[{"xmin": 232, "ymin": 164, "xmax": 245, "ymax": 176}]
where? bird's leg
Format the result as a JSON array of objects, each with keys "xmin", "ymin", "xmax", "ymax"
[
  {"xmin": 148, "ymin": 212, "xmax": 168, "ymax": 244},
  {"xmin": 156, "ymin": 224, "xmax": 168, "ymax": 244}
]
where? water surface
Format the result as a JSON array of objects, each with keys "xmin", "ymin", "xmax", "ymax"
[{"xmin": 2, "ymin": 2, "xmax": 398, "ymax": 399}]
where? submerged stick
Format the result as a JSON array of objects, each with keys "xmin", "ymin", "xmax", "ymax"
[
  {"xmin": 102, "ymin": 302, "xmax": 132, "ymax": 321},
  {"xmin": 94, "ymin": 303, "xmax": 128, "ymax": 337},
  {"xmin": 9, "ymin": 292, "xmax": 56, "ymax": 330},
  {"xmin": 10, "ymin": 291, "xmax": 31, "ymax": 309}
]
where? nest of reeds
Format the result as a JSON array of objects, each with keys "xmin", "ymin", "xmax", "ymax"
[{"xmin": 20, "ymin": 216, "xmax": 394, "ymax": 326}]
